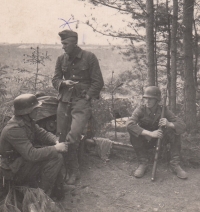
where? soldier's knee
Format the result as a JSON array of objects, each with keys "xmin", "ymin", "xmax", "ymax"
[
  {"xmin": 163, "ymin": 128, "xmax": 176, "ymax": 139},
  {"xmin": 129, "ymin": 134, "xmax": 142, "ymax": 147},
  {"xmin": 163, "ymin": 128, "xmax": 181, "ymax": 144},
  {"xmin": 51, "ymin": 153, "xmax": 64, "ymax": 166}
]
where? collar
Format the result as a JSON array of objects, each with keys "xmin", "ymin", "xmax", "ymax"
[
  {"xmin": 69, "ymin": 46, "xmax": 82, "ymax": 60},
  {"xmin": 15, "ymin": 115, "xmax": 33, "ymax": 127},
  {"xmin": 145, "ymin": 103, "xmax": 159, "ymax": 115}
]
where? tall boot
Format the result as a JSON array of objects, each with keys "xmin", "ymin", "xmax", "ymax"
[
  {"xmin": 39, "ymin": 179, "xmax": 54, "ymax": 196},
  {"xmin": 170, "ymin": 156, "xmax": 188, "ymax": 179},
  {"xmin": 39, "ymin": 154, "xmax": 64, "ymax": 196},
  {"xmin": 132, "ymin": 147, "xmax": 148, "ymax": 178},
  {"xmin": 51, "ymin": 171, "xmax": 65, "ymax": 200},
  {"xmin": 66, "ymin": 145, "xmax": 80, "ymax": 185},
  {"xmin": 169, "ymin": 135, "xmax": 188, "ymax": 179},
  {"xmin": 51, "ymin": 171, "xmax": 76, "ymax": 200},
  {"xmin": 129, "ymin": 135, "xmax": 149, "ymax": 178}
]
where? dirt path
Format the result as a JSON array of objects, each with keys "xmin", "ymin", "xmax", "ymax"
[{"xmin": 61, "ymin": 151, "xmax": 200, "ymax": 212}]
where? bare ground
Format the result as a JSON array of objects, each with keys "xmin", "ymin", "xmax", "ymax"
[
  {"xmin": 60, "ymin": 147, "xmax": 200, "ymax": 212},
  {"xmin": 1, "ymin": 130, "xmax": 198, "ymax": 212}
]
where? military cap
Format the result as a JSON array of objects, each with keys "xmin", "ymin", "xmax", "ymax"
[{"xmin": 58, "ymin": 30, "xmax": 78, "ymax": 42}]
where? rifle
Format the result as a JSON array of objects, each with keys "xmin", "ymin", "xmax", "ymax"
[{"xmin": 151, "ymin": 85, "xmax": 168, "ymax": 181}]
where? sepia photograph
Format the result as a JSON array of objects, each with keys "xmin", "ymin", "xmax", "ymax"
[{"xmin": 0, "ymin": 0, "xmax": 200, "ymax": 211}]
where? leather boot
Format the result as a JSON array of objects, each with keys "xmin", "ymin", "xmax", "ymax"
[
  {"xmin": 51, "ymin": 172, "xmax": 76, "ymax": 200},
  {"xmin": 67, "ymin": 170, "xmax": 80, "ymax": 185},
  {"xmin": 133, "ymin": 159, "xmax": 148, "ymax": 178},
  {"xmin": 39, "ymin": 180, "xmax": 53, "ymax": 196},
  {"xmin": 170, "ymin": 156, "xmax": 188, "ymax": 179},
  {"xmin": 66, "ymin": 144, "xmax": 81, "ymax": 185}
]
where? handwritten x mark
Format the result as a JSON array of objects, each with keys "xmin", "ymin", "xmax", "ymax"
[{"xmin": 59, "ymin": 18, "xmax": 77, "ymax": 30}]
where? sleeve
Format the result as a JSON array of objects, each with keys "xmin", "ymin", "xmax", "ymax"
[
  {"xmin": 34, "ymin": 124, "xmax": 58, "ymax": 145},
  {"xmin": 86, "ymin": 53, "xmax": 104, "ymax": 99},
  {"xmin": 126, "ymin": 106, "xmax": 145, "ymax": 137},
  {"xmin": 165, "ymin": 107, "xmax": 186, "ymax": 134},
  {"xmin": 52, "ymin": 56, "xmax": 64, "ymax": 91},
  {"xmin": 7, "ymin": 127, "xmax": 58, "ymax": 162}
]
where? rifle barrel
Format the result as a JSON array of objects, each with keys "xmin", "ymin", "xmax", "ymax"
[
  {"xmin": 151, "ymin": 138, "xmax": 161, "ymax": 181},
  {"xmin": 151, "ymin": 85, "xmax": 168, "ymax": 181}
]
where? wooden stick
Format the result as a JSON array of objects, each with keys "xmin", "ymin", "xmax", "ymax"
[{"xmin": 85, "ymin": 138, "xmax": 134, "ymax": 152}]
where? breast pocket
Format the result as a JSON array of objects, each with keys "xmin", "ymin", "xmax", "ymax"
[
  {"xmin": 74, "ymin": 64, "xmax": 89, "ymax": 79},
  {"xmin": 139, "ymin": 116, "xmax": 152, "ymax": 127}
]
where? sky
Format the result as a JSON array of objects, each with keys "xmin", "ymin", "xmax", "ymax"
[{"xmin": 0, "ymin": 0, "xmax": 131, "ymax": 45}]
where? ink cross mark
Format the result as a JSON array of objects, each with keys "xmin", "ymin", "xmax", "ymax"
[{"xmin": 58, "ymin": 18, "xmax": 77, "ymax": 30}]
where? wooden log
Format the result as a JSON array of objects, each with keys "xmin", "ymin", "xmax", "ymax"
[{"xmin": 85, "ymin": 138, "xmax": 134, "ymax": 152}]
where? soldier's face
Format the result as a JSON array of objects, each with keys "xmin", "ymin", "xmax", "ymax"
[
  {"xmin": 143, "ymin": 97, "xmax": 158, "ymax": 108},
  {"xmin": 29, "ymin": 108, "xmax": 38, "ymax": 121},
  {"xmin": 62, "ymin": 38, "xmax": 77, "ymax": 55}
]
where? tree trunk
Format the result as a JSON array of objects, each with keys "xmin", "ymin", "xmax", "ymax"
[
  {"xmin": 193, "ymin": 19, "xmax": 198, "ymax": 89},
  {"xmin": 146, "ymin": 0, "xmax": 155, "ymax": 86},
  {"xmin": 183, "ymin": 0, "xmax": 196, "ymax": 131},
  {"xmin": 170, "ymin": 0, "xmax": 178, "ymax": 113},
  {"xmin": 154, "ymin": 0, "xmax": 158, "ymax": 87},
  {"xmin": 166, "ymin": 0, "xmax": 171, "ymax": 108}
]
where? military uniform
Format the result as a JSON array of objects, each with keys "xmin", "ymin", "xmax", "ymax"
[
  {"xmin": 0, "ymin": 116, "xmax": 63, "ymax": 194},
  {"xmin": 127, "ymin": 103, "xmax": 187, "ymax": 178},
  {"xmin": 52, "ymin": 30, "xmax": 104, "ymax": 184}
]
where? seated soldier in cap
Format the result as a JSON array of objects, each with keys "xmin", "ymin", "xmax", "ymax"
[
  {"xmin": 126, "ymin": 86, "xmax": 188, "ymax": 179},
  {"xmin": 52, "ymin": 30, "xmax": 104, "ymax": 185},
  {"xmin": 0, "ymin": 94, "xmax": 68, "ymax": 199}
]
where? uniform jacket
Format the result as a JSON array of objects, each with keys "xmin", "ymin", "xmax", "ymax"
[
  {"xmin": 52, "ymin": 46, "xmax": 104, "ymax": 102},
  {"xmin": 0, "ymin": 116, "xmax": 58, "ymax": 173},
  {"xmin": 126, "ymin": 104, "xmax": 186, "ymax": 137}
]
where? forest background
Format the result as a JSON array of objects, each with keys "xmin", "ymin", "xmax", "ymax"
[{"xmin": 0, "ymin": 0, "xmax": 200, "ymax": 161}]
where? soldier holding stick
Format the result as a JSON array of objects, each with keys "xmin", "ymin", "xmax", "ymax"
[{"xmin": 126, "ymin": 86, "xmax": 188, "ymax": 179}]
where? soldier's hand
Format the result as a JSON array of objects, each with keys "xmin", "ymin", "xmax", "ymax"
[
  {"xmin": 62, "ymin": 80, "xmax": 79, "ymax": 87},
  {"xmin": 159, "ymin": 118, "xmax": 169, "ymax": 128},
  {"xmin": 150, "ymin": 129, "xmax": 163, "ymax": 139},
  {"xmin": 54, "ymin": 142, "xmax": 68, "ymax": 152},
  {"xmin": 159, "ymin": 118, "xmax": 175, "ymax": 129}
]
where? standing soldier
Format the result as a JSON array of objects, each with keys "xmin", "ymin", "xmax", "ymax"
[
  {"xmin": 52, "ymin": 30, "xmax": 104, "ymax": 185},
  {"xmin": 0, "ymin": 94, "xmax": 68, "ymax": 198},
  {"xmin": 126, "ymin": 86, "xmax": 188, "ymax": 179}
]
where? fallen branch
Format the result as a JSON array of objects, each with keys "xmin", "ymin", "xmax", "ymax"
[{"xmin": 85, "ymin": 138, "xmax": 134, "ymax": 152}]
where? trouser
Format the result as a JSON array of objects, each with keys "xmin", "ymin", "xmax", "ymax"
[
  {"xmin": 128, "ymin": 128, "xmax": 181, "ymax": 164},
  {"xmin": 13, "ymin": 153, "xmax": 63, "ymax": 195},
  {"xmin": 57, "ymin": 98, "xmax": 92, "ymax": 173}
]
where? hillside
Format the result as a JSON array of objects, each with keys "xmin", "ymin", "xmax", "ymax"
[{"xmin": 0, "ymin": 44, "xmax": 133, "ymax": 83}]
